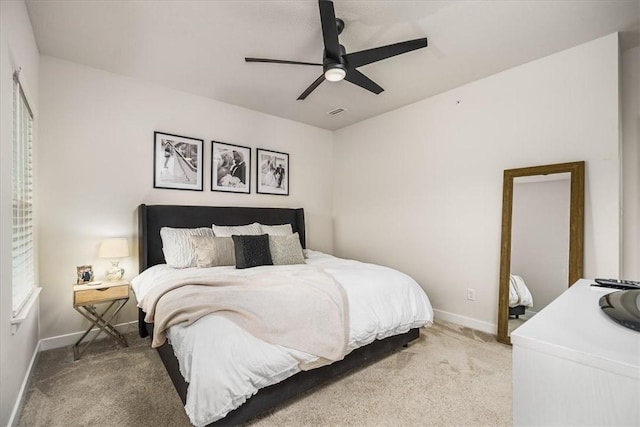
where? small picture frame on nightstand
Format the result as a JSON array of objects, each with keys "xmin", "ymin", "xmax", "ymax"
[{"xmin": 76, "ymin": 265, "xmax": 94, "ymax": 284}]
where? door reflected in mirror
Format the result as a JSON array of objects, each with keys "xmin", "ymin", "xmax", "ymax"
[{"xmin": 497, "ymin": 162, "xmax": 584, "ymax": 344}]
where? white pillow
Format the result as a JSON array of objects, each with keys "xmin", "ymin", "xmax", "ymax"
[
  {"xmin": 260, "ymin": 223, "xmax": 293, "ymax": 236},
  {"xmin": 160, "ymin": 227, "xmax": 214, "ymax": 268},
  {"xmin": 212, "ymin": 222, "xmax": 263, "ymax": 237}
]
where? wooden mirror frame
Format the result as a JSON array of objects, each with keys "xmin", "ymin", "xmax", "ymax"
[{"xmin": 497, "ymin": 161, "xmax": 585, "ymax": 345}]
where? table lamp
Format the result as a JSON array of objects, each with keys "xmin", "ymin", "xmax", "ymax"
[{"xmin": 99, "ymin": 238, "xmax": 129, "ymax": 281}]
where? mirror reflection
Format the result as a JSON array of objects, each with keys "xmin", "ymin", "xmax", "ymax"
[
  {"xmin": 497, "ymin": 161, "xmax": 584, "ymax": 344},
  {"xmin": 508, "ymin": 173, "xmax": 571, "ymax": 335}
]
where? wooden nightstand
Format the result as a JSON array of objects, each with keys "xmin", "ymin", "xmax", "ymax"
[{"xmin": 72, "ymin": 280, "xmax": 130, "ymax": 360}]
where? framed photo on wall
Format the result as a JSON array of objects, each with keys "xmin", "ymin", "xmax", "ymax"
[
  {"xmin": 257, "ymin": 148, "xmax": 289, "ymax": 196},
  {"xmin": 153, "ymin": 131, "xmax": 203, "ymax": 191},
  {"xmin": 211, "ymin": 141, "xmax": 251, "ymax": 193}
]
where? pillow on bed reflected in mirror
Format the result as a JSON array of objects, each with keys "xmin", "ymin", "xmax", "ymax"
[
  {"xmin": 269, "ymin": 233, "xmax": 305, "ymax": 265},
  {"xmin": 160, "ymin": 227, "xmax": 214, "ymax": 268},
  {"xmin": 260, "ymin": 223, "xmax": 293, "ymax": 236},
  {"xmin": 232, "ymin": 234, "xmax": 273, "ymax": 269},
  {"xmin": 190, "ymin": 236, "xmax": 236, "ymax": 268},
  {"xmin": 212, "ymin": 222, "xmax": 262, "ymax": 237}
]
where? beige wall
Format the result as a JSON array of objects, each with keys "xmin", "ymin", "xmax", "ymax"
[
  {"xmin": 37, "ymin": 55, "xmax": 334, "ymax": 341},
  {"xmin": 621, "ymin": 46, "xmax": 639, "ymax": 280},
  {"xmin": 333, "ymin": 33, "xmax": 621, "ymax": 331},
  {"xmin": 0, "ymin": 1, "xmax": 40, "ymax": 425}
]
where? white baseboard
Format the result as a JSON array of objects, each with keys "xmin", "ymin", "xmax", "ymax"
[
  {"xmin": 432, "ymin": 309, "xmax": 497, "ymax": 335},
  {"xmin": 39, "ymin": 320, "xmax": 139, "ymax": 351},
  {"xmin": 8, "ymin": 339, "xmax": 41, "ymax": 427}
]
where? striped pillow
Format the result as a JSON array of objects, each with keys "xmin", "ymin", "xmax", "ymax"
[{"xmin": 160, "ymin": 227, "xmax": 214, "ymax": 268}]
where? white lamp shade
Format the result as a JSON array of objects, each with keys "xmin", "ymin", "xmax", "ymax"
[{"xmin": 99, "ymin": 238, "xmax": 129, "ymax": 259}]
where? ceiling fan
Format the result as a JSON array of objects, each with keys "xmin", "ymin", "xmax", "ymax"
[{"xmin": 245, "ymin": 0, "xmax": 428, "ymax": 100}]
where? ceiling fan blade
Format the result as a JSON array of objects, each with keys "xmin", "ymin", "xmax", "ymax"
[
  {"xmin": 344, "ymin": 69, "xmax": 384, "ymax": 95},
  {"xmin": 297, "ymin": 74, "xmax": 326, "ymax": 100},
  {"xmin": 319, "ymin": 0, "xmax": 341, "ymax": 61},
  {"xmin": 245, "ymin": 57, "xmax": 322, "ymax": 66},
  {"xmin": 344, "ymin": 37, "xmax": 428, "ymax": 68}
]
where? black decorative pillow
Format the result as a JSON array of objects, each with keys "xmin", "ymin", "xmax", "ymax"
[{"xmin": 232, "ymin": 234, "xmax": 273, "ymax": 269}]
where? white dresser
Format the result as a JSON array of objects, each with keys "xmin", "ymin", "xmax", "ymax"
[{"xmin": 511, "ymin": 279, "xmax": 640, "ymax": 426}]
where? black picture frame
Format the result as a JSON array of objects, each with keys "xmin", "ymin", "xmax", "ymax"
[
  {"xmin": 256, "ymin": 148, "xmax": 289, "ymax": 196},
  {"xmin": 153, "ymin": 131, "xmax": 203, "ymax": 191},
  {"xmin": 211, "ymin": 141, "xmax": 251, "ymax": 194}
]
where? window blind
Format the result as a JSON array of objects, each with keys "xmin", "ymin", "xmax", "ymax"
[{"xmin": 12, "ymin": 72, "xmax": 35, "ymax": 317}]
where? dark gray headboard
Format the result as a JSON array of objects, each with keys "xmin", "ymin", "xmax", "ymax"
[{"xmin": 138, "ymin": 204, "xmax": 306, "ymax": 271}]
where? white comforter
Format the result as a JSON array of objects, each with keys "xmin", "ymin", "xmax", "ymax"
[
  {"xmin": 509, "ymin": 274, "xmax": 534, "ymax": 308},
  {"xmin": 131, "ymin": 250, "xmax": 433, "ymax": 426}
]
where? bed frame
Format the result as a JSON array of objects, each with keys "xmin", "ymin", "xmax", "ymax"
[
  {"xmin": 509, "ymin": 305, "xmax": 525, "ymax": 318},
  {"xmin": 137, "ymin": 204, "xmax": 420, "ymax": 426}
]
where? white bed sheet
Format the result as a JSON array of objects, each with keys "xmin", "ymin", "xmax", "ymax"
[{"xmin": 132, "ymin": 250, "xmax": 433, "ymax": 426}]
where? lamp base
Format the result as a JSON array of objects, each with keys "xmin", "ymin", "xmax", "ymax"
[{"xmin": 106, "ymin": 260, "xmax": 124, "ymax": 281}]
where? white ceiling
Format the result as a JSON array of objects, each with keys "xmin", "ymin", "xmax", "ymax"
[{"xmin": 26, "ymin": 0, "xmax": 639, "ymax": 131}]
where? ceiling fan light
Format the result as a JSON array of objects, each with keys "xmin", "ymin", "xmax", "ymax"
[{"xmin": 324, "ymin": 67, "xmax": 346, "ymax": 82}]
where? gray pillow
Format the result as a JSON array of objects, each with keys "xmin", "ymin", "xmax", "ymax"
[
  {"xmin": 269, "ymin": 233, "xmax": 305, "ymax": 265},
  {"xmin": 190, "ymin": 235, "xmax": 236, "ymax": 267}
]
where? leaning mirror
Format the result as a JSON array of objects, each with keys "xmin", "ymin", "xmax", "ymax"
[{"xmin": 497, "ymin": 161, "xmax": 585, "ymax": 345}]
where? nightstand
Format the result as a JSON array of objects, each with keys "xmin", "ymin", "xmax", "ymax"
[{"xmin": 72, "ymin": 280, "xmax": 130, "ymax": 360}]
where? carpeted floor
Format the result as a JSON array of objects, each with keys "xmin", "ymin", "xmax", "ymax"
[{"xmin": 18, "ymin": 321, "xmax": 512, "ymax": 426}]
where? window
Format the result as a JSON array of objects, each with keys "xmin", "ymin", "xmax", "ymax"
[{"xmin": 12, "ymin": 71, "xmax": 35, "ymax": 317}]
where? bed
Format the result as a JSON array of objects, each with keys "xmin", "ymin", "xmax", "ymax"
[
  {"xmin": 509, "ymin": 274, "xmax": 533, "ymax": 318},
  {"xmin": 134, "ymin": 204, "xmax": 433, "ymax": 426}
]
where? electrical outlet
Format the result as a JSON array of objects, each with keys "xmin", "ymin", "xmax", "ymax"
[{"xmin": 467, "ymin": 288, "xmax": 476, "ymax": 301}]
